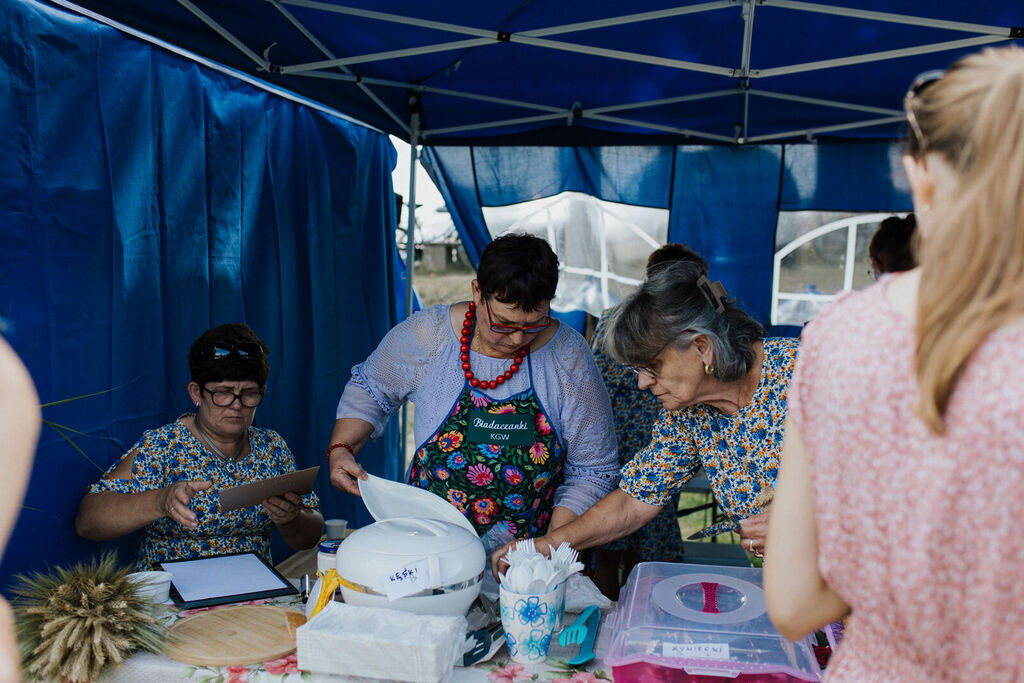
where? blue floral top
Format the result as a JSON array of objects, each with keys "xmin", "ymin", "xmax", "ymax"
[
  {"xmin": 619, "ymin": 338, "xmax": 798, "ymax": 521},
  {"xmin": 89, "ymin": 415, "xmax": 319, "ymax": 570}
]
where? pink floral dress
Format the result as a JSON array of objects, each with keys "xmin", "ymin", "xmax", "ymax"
[{"xmin": 790, "ymin": 281, "xmax": 1024, "ymax": 681}]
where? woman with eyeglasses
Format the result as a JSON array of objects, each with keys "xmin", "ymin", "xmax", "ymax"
[
  {"xmin": 326, "ymin": 233, "xmax": 619, "ymax": 553},
  {"xmin": 491, "ymin": 258, "xmax": 798, "ymax": 576},
  {"xmin": 75, "ymin": 323, "xmax": 323, "ymax": 570},
  {"xmin": 765, "ymin": 47, "xmax": 1024, "ymax": 681},
  {"xmin": 588, "ymin": 243, "xmax": 709, "ymax": 598}
]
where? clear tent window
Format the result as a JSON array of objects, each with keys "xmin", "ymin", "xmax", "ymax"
[
  {"xmin": 482, "ymin": 192, "xmax": 669, "ymax": 317},
  {"xmin": 772, "ymin": 212, "xmax": 911, "ymax": 327}
]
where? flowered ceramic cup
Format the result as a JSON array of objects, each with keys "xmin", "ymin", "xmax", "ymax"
[{"xmin": 499, "ymin": 584, "xmax": 560, "ymax": 665}]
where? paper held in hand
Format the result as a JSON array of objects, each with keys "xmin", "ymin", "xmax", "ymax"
[{"xmin": 218, "ymin": 466, "xmax": 319, "ymax": 512}]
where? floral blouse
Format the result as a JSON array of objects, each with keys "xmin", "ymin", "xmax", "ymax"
[
  {"xmin": 88, "ymin": 416, "xmax": 319, "ymax": 570},
  {"xmin": 619, "ymin": 338, "xmax": 798, "ymax": 521}
]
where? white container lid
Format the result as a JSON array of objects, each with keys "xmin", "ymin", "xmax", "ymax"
[
  {"xmin": 337, "ymin": 518, "xmax": 484, "ymax": 590},
  {"xmin": 358, "ymin": 474, "xmax": 477, "ymax": 536}
]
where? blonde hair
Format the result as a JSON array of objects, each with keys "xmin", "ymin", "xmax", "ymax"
[{"xmin": 907, "ymin": 46, "xmax": 1024, "ymax": 433}]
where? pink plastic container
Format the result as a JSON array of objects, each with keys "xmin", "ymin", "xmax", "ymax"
[{"xmin": 605, "ymin": 562, "xmax": 822, "ymax": 682}]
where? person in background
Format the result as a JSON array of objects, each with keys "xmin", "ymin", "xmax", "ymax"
[
  {"xmin": 868, "ymin": 213, "xmax": 917, "ymax": 278},
  {"xmin": 0, "ymin": 335, "xmax": 41, "ymax": 681},
  {"xmin": 492, "ymin": 258, "xmax": 798, "ymax": 575},
  {"xmin": 326, "ymin": 233, "xmax": 619, "ymax": 553},
  {"xmin": 589, "ymin": 243, "xmax": 707, "ymax": 597},
  {"xmin": 76, "ymin": 323, "xmax": 322, "ymax": 569},
  {"xmin": 765, "ymin": 47, "xmax": 1024, "ymax": 681}
]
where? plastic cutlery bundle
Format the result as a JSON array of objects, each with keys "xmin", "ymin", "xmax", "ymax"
[{"xmin": 500, "ymin": 540, "xmax": 583, "ymax": 594}]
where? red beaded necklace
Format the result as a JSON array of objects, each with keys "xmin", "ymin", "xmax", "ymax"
[{"xmin": 459, "ymin": 301, "xmax": 529, "ymax": 390}]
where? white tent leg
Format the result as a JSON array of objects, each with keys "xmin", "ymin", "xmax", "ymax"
[{"xmin": 399, "ymin": 113, "xmax": 420, "ymax": 468}]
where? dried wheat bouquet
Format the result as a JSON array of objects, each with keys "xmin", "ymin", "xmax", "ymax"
[{"xmin": 11, "ymin": 553, "xmax": 167, "ymax": 682}]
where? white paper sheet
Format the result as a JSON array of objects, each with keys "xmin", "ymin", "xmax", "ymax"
[{"xmin": 161, "ymin": 553, "xmax": 291, "ymax": 603}]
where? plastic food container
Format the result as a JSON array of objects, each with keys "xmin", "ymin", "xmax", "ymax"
[
  {"xmin": 127, "ymin": 570, "xmax": 173, "ymax": 603},
  {"xmin": 605, "ymin": 562, "xmax": 822, "ymax": 682},
  {"xmin": 317, "ymin": 539, "xmax": 343, "ymax": 574},
  {"xmin": 333, "ymin": 475, "xmax": 485, "ymax": 616}
]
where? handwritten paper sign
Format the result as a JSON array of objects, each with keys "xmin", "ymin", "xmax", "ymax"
[
  {"xmin": 383, "ymin": 559, "xmax": 433, "ymax": 601},
  {"xmin": 663, "ymin": 642, "xmax": 730, "ymax": 660}
]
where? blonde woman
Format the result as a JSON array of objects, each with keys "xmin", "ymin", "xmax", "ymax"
[
  {"xmin": 0, "ymin": 336, "xmax": 40, "ymax": 681},
  {"xmin": 765, "ymin": 46, "xmax": 1024, "ymax": 680}
]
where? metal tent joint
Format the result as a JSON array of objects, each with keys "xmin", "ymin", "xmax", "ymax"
[
  {"xmin": 496, "ymin": 30, "xmax": 511, "ymax": 42},
  {"xmin": 1011, "ymin": 27, "xmax": 1024, "ymax": 39},
  {"xmin": 567, "ymin": 102, "xmax": 583, "ymax": 126}
]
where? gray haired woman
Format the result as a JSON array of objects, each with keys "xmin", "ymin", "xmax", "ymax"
[{"xmin": 492, "ymin": 260, "xmax": 798, "ymax": 573}]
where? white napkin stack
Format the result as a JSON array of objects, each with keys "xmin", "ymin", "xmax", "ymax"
[{"xmin": 296, "ymin": 601, "xmax": 468, "ymax": 682}]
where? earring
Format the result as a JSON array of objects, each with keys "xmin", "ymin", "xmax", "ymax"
[{"xmin": 704, "ymin": 363, "xmax": 714, "ymax": 376}]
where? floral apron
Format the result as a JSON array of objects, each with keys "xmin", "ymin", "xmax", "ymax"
[{"xmin": 408, "ymin": 350, "xmax": 564, "ymax": 543}]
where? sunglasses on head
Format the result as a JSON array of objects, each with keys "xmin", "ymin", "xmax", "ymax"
[
  {"xmin": 206, "ymin": 342, "xmax": 263, "ymax": 361},
  {"xmin": 904, "ymin": 69, "xmax": 945, "ymax": 149}
]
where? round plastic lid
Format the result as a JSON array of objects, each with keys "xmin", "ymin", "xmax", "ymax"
[
  {"xmin": 651, "ymin": 572, "xmax": 766, "ymax": 625},
  {"xmin": 358, "ymin": 474, "xmax": 478, "ymax": 536},
  {"xmin": 318, "ymin": 539, "xmax": 343, "ymax": 554}
]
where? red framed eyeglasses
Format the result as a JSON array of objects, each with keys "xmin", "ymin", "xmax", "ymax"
[{"xmin": 484, "ymin": 298, "xmax": 551, "ymax": 335}]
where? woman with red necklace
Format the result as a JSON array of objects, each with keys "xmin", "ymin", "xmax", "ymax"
[{"xmin": 326, "ymin": 233, "xmax": 619, "ymax": 553}]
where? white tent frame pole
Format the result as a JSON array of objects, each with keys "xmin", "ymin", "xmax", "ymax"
[
  {"xmin": 431, "ymin": 109, "xmax": 735, "ymax": 143},
  {"xmin": 268, "ymin": 0, "xmax": 409, "ymax": 134},
  {"xmin": 749, "ymin": 89, "xmax": 901, "ymax": 116},
  {"xmin": 277, "ymin": 1, "xmax": 736, "ymax": 76},
  {"xmin": 175, "ymin": 0, "xmax": 268, "ymax": 69},
  {"xmin": 292, "ymin": 72, "xmax": 566, "ymax": 114},
  {"xmin": 765, "ymin": 0, "xmax": 1018, "ymax": 36},
  {"xmin": 739, "ymin": 0, "xmax": 755, "ymax": 140},
  {"xmin": 529, "ymin": 1, "xmax": 734, "ymax": 36},
  {"xmin": 586, "ymin": 113, "xmax": 736, "ymax": 143},
  {"xmin": 51, "ymin": 0, "xmax": 378, "ymax": 131},
  {"xmin": 278, "ymin": 1, "xmax": 733, "ymax": 36},
  {"xmin": 758, "ymin": 35, "xmax": 1008, "ymax": 78},
  {"xmin": 279, "ymin": 38, "xmax": 493, "ymax": 73},
  {"xmin": 587, "ymin": 89, "xmax": 737, "ymax": 115},
  {"xmin": 405, "ymin": 114, "xmax": 420, "ymax": 320},
  {"xmin": 428, "ymin": 113, "xmax": 574, "ymax": 137},
  {"xmin": 745, "ymin": 115, "xmax": 905, "ymax": 143},
  {"xmin": 398, "ymin": 114, "xmax": 420, "ymax": 468},
  {"xmin": 507, "ymin": 36, "xmax": 734, "ymax": 75},
  {"xmin": 281, "ymin": 36, "xmax": 734, "ymax": 77},
  {"xmin": 276, "ymin": 0, "xmax": 737, "ymax": 74}
]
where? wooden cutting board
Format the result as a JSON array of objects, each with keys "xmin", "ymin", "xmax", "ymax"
[{"xmin": 163, "ymin": 605, "xmax": 306, "ymax": 666}]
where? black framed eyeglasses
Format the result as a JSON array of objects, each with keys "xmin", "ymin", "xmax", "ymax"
[
  {"xmin": 904, "ymin": 69, "xmax": 945, "ymax": 150},
  {"xmin": 206, "ymin": 342, "xmax": 263, "ymax": 361},
  {"xmin": 200, "ymin": 385, "xmax": 264, "ymax": 407},
  {"xmin": 484, "ymin": 298, "xmax": 552, "ymax": 335}
]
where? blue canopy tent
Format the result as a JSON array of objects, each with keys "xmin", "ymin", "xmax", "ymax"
[
  {"xmin": 38, "ymin": 0, "xmax": 1019, "ymax": 322},
  {"xmin": 0, "ymin": 0, "xmax": 404, "ymax": 585},
  {"xmin": 2, "ymin": 0, "xmax": 1022, "ymax": 587}
]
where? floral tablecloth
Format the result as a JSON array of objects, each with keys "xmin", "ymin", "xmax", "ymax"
[{"xmin": 99, "ymin": 596, "xmax": 616, "ymax": 683}]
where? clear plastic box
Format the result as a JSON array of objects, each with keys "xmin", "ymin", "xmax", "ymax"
[{"xmin": 605, "ymin": 562, "xmax": 822, "ymax": 682}]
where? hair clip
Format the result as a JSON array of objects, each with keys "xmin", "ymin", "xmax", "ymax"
[{"xmin": 696, "ymin": 275, "xmax": 727, "ymax": 313}]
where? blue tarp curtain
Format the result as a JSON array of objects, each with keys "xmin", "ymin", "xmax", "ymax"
[
  {"xmin": 422, "ymin": 142, "xmax": 912, "ymax": 327},
  {"xmin": 0, "ymin": 0, "xmax": 400, "ymax": 586}
]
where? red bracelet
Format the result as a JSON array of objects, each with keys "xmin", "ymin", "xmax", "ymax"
[{"xmin": 325, "ymin": 442, "xmax": 355, "ymax": 463}]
